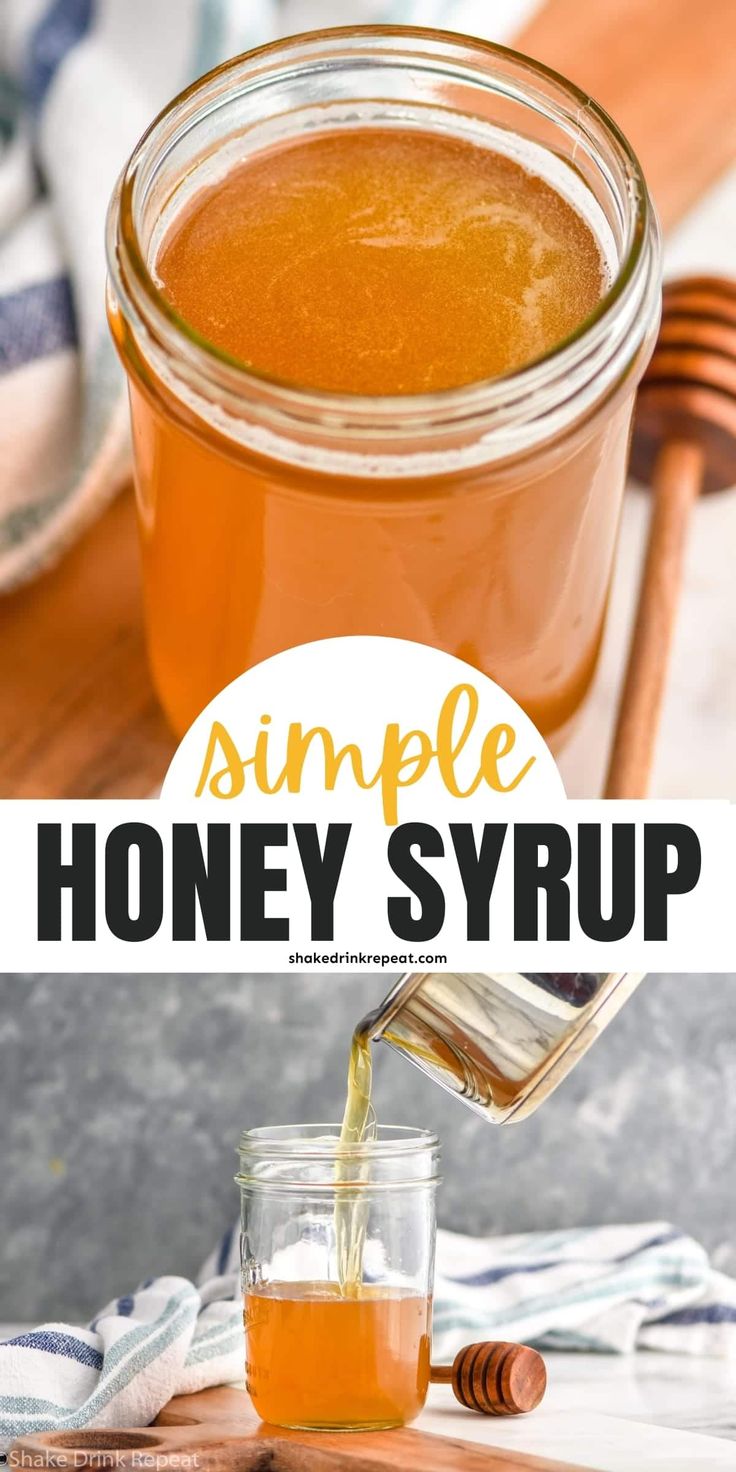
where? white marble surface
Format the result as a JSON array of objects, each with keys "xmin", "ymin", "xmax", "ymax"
[{"xmin": 418, "ymin": 1349, "xmax": 736, "ymax": 1470}]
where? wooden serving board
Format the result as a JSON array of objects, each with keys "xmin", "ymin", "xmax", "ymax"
[
  {"xmin": 8, "ymin": 1384, "xmax": 587, "ymax": 1471},
  {"xmin": 0, "ymin": 490, "xmax": 173, "ymax": 797},
  {"xmin": 2, "ymin": 0, "xmax": 734, "ymax": 799},
  {"xmin": 519, "ymin": 0, "xmax": 736, "ymax": 231}
]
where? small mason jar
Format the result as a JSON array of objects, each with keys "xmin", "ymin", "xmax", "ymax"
[
  {"xmin": 236, "ymin": 1123, "xmax": 440, "ymax": 1431},
  {"xmin": 106, "ymin": 26, "xmax": 661, "ymax": 742}
]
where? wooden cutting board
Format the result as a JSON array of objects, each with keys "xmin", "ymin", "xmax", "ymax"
[
  {"xmin": 8, "ymin": 1384, "xmax": 587, "ymax": 1471},
  {"xmin": 2, "ymin": 0, "xmax": 734, "ymax": 799}
]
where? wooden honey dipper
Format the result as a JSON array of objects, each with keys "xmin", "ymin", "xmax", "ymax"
[
  {"xmin": 605, "ymin": 274, "xmax": 736, "ymax": 798},
  {"xmin": 430, "ymin": 1339, "xmax": 547, "ymax": 1415}
]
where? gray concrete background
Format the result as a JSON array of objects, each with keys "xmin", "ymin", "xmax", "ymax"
[{"xmin": 1, "ymin": 972, "xmax": 734, "ymax": 1321}]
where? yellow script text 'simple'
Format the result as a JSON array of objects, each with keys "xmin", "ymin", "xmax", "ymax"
[{"xmin": 194, "ymin": 683, "xmax": 536, "ymax": 825}]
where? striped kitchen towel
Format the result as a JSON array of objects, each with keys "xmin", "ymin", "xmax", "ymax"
[
  {"xmin": 0, "ymin": 0, "xmax": 516, "ymax": 590},
  {"xmin": 1, "ymin": 1220, "xmax": 735, "ymax": 1452}
]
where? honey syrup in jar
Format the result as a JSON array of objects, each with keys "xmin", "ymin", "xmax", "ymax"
[
  {"xmin": 108, "ymin": 29, "xmax": 660, "ymax": 738},
  {"xmin": 244, "ymin": 1281, "xmax": 431, "ymax": 1429},
  {"xmin": 158, "ymin": 130, "xmax": 604, "ymax": 396}
]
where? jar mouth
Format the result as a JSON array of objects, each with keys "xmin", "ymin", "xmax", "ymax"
[
  {"xmin": 238, "ymin": 1123, "xmax": 439, "ymax": 1159},
  {"xmin": 107, "ymin": 24, "xmax": 661, "ymax": 455},
  {"xmin": 236, "ymin": 1124, "xmax": 441, "ymax": 1190}
]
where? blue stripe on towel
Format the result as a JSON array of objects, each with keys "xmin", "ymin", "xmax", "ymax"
[
  {"xmin": 433, "ymin": 1264, "xmax": 707, "ymax": 1332},
  {"xmin": 27, "ymin": 0, "xmax": 96, "ymax": 111},
  {"xmin": 442, "ymin": 1230, "xmax": 685, "ymax": 1287},
  {"xmin": 2, "ymin": 1331, "xmax": 103, "ymax": 1372},
  {"xmin": 442, "ymin": 1259, "xmax": 553, "ymax": 1287},
  {"xmin": 0, "ymin": 1396, "xmax": 72, "ymax": 1422},
  {"xmin": 216, "ymin": 1223, "xmax": 235, "ymax": 1276},
  {"xmin": 0, "ymin": 277, "xmax": 76, "ymax": 374},
  {"xmin": 612, "ymin": 1228, "xmax": 683, "ymax": 1264},
  {"xmin": 657, "ymin": 1304, "xmax": 736, "ymax": 1325},
  {"xmin": 116, "ymin": 1296, "xmax": 134, "ymax": 1317},
  {"xmin": 190, "ymin": 0, "xmax": 227, "ymax": 79},
  {"xmin": 185, "ymin": 1326, "xmax": 243, "ymax": 1365}
]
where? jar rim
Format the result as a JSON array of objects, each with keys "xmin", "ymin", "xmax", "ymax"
[
  {"xmin": 107, "ymin": 24, "xmax": 661, "ymax": 452},
  {"xmin": 237, "ymin": 1123, "xmax": 439, "ymax": 1158},
  {"xmin": 236, "ymin": 1124, "xmax": 441, "ymax": 1191}
]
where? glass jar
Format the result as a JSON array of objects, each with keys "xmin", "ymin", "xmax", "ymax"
[
  {"xmin": 106, "ymin": 26, "xmax": 661, "ymax": 741},
  {"xmin": 236, "ymin": 1123, "xmax": 440, "ymax": 1431}
]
